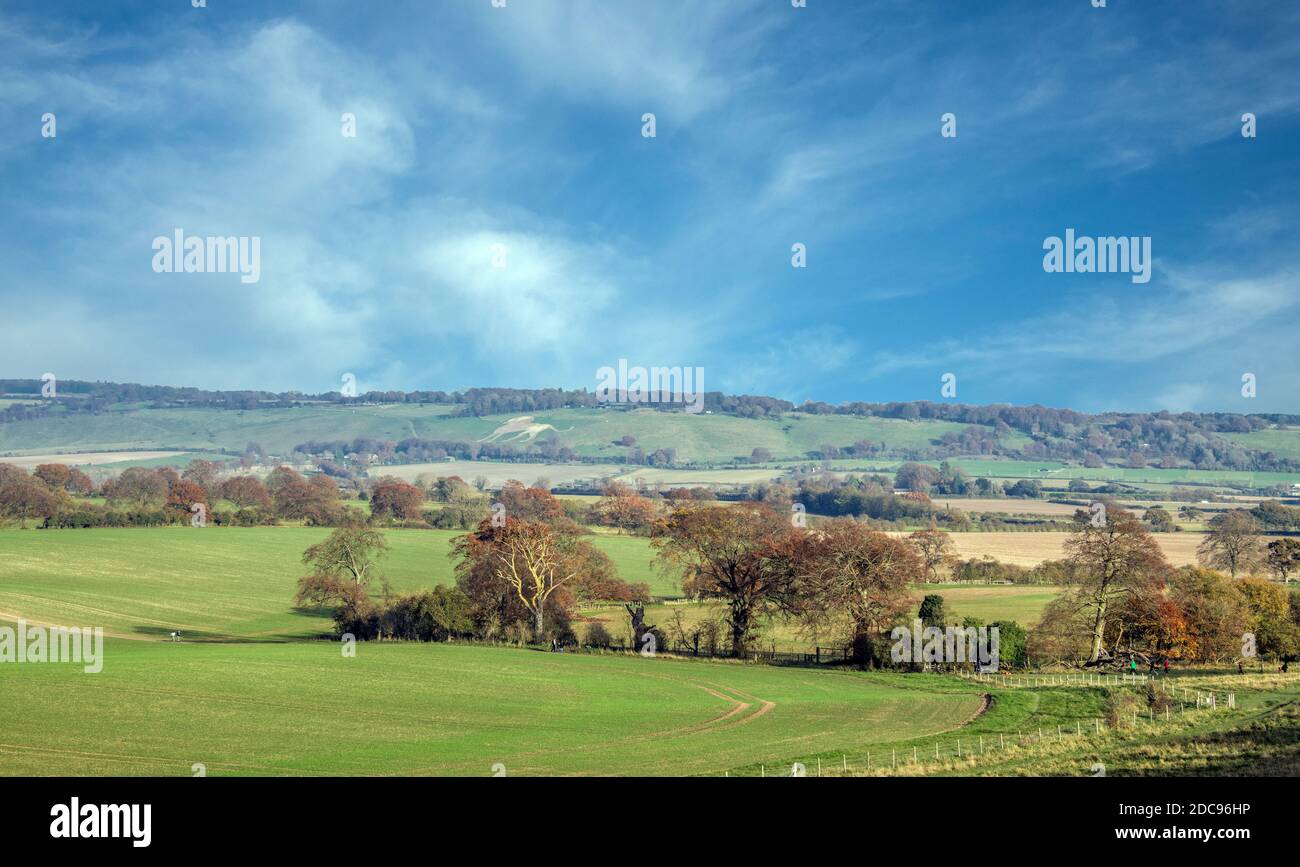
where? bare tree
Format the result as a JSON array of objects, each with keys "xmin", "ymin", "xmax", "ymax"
[
  {"xmin": 1197, "ymin": 510, "xmax": 1264, "ymax": 578},
  {"xmin": 1063, "ymin": 506, "xmax": 1169, "ymax": 664},
  {"xmin": 488, "ymin": 520, "xmax": 578, "ymax": 638},
  {"xmin": 302, "ymin": 526, "xmax": 389, "ymax": 584},
  {"xmin": 908, "ymin": 527, "xmax": 956, "ymax": 582}
]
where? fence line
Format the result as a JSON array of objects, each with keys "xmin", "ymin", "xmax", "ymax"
[{"xmin": 734, "ymin": 685, "xmax": 1237, "ymax": 777}]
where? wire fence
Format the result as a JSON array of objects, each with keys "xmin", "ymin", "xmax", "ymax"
[{"xmin": 727, "ymin": 675, "xmax": 1238, "ymax": 778}]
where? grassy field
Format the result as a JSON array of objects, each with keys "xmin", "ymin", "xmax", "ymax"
[
  {"xmin": 1224, "ymin": 427, "xmax": 1300, "ymax": 461},
  {"xmin": 0, "ymin": 638, "xmax": 986, "ymax": 776},
  {"xmin": 0, "ymin": 524, "xmax": 1207, "ymax": 648},
  {"xmin": 6, "ymin": 637, "xmax": 1296, "ymax": 776},
  {"xmin": 0, "ymin": 527, "xmax": 671, "ymax": 641},
  {"xmin": 4, "ymin": 522, "xmax": 1297, "ymax": 778}
]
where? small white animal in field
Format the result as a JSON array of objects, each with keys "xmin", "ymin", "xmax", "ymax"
[{"xmin": 169, "ymin": 631, "xmax": 182, "ymax": 642}]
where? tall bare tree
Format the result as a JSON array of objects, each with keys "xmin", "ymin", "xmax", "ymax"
[
  {"xmin": 480, "ymin": 519, "xmax": 579, "ymax": 638},
  {"xmin": 1197, "ymin": 510, "xmax": 1264, "ymax": 578},
  {"xmin": 1063, "ymin": 505, "xmax": 1169, "ymax": 664},
  {"xmin": 908, "ymin": 527, "xmax": 956, "ymax": 582}
]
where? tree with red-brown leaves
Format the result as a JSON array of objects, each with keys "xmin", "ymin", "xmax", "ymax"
[
  {"xmin": 795, "ymin": 519, "xmax": 921, "ymax": 666},
  {"xmin": 590, "ymin": 481, "xmax": 658, "ymax": 533},
  {"xmin": 220, "ymin": 475, "xmax": 272, "ymax": 510},
  {"xmin": 369, "ymin": 477, "xmax": 425, "ymax": 521},
  {"xmin": 652, "ymin": 502, "xmax": 798, "ymax": 657},
  {"xmin": 65, "ymin": 467, "xmax": 95, "ymax": 496},
  {"xmin": 0, "ymin": 466, "xmax": 70, "ymax": 527},
  {"xmin": 166, "ymin": 479, "xmax": 208, "ymax": 520},
  {"xmin": 102, "ymin": 467, "xmax": 169, "ymax": 508},
  {"xmin": 33, "ymin": 463, "xmax": 73, "ymax": 490},
  {"xmin": 181, "ymin": 459, "xmax": 223, "ymax": 499},
  {"xmin": 265, "ymin": 466, "xmax": 320, "ymax": 519},
  {"xmin": 496, "ymin": 479, "xmax": 565, "ymax": 523},
  {"xmin": 1062, "ymin": 504, "xmax": 1171, "ymax": 665}
]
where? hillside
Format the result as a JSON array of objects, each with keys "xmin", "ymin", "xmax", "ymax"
[
  {"xmin": 0, "ymin": 403, "xmax": 1014, "ymax": 465},
  {"xmin": 2, "ymin": 380, "xmax": 1298, "ymax": 483}
]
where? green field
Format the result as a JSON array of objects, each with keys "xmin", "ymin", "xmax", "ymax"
[
  {"xmin": 3, "ymin": 524, "xmax": 1298, "ymax": 777},
  {"xmin": 0, "ymin": 527, "xmax": 670, "ymax": 641},
  {"xmin": 1225, "ymin": 428, "xmax": 1300, "ymax": 461},
  {"xmin": 0, "ymin": 639, "xmax": 991, "ymax": 776}
]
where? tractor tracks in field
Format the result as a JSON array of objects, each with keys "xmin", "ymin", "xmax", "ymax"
[{"xmin": 391, "ymin": 670, "xmax": 779, "ymax": 776}]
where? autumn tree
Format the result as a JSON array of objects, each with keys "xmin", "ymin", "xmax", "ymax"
[
  {"xmin": 0, "ymin": 467, "xmax": 69, "ymax": 527},
  {"xmin": 102, "ymin": 467, "xmax": 169, "ymax": 507},
  {"xmin": 369, "ymin": 477, "xmax": 425, "ymax": 520},
  {"xmin": 795, "ymin": 518, "xmax": 920, "ymax": 665},
  {"xmin": 32, "ymin": 463, "xmax": 73, "ymax": 490},
  {"xmin": 453, "ymin": 517, "xmax": 588, "ymax": 640},
  {"xmin": 181, "ymin": 459, "xmax": 223, "ymax": 498},
  {"xmin": 65, "ymin": 467, "xmax": 94, "ymax": 495},
  {"xmin": 895, "ymin": 462, "xmax": 940, "ymax": 494},
  {"xmin": 1168, "ymin": 566, "xmax": 1251, "ymax": 662},
  {"xmin": 220, "ymin": 475, "xmax": 272, "ymax": 510},
  {"xmin": 262, "ymin": 466, "xmax": 329, "ymax": 520},
  {"xmin": 908, "ymin": 528, "xmax": 956, "ymax": 582},
  {"xmin": 1113, "ymin": 586, "xmax": 1193, "ymax": 663},
  {"xmin": 1197, "ymin": 510, "xmax": 1263, "ymax": 578},
  {"xmin": 496, "ymin": 479, "xmax": 565, "ymax": 524},
  {"xmin": 652, "ymin": 503, "xmax": 796, "ymax": 657},
  {"xmin": 589, "ymin": 481, "xmax": 658, "ymax": 533},
  {"xmin": 166, "ymin": 479, "xmax": 208, "ymax": 519},
  {"xmin": 1062, "ymin": 505, "xmax": 1170, "ymax": 665}
]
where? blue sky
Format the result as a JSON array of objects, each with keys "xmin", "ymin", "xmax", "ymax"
[{"xmin": 2, "ymin": 0, "xmax": 1298, "ymax": 413}]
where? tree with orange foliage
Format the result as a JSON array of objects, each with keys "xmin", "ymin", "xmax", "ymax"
[
  {"xmin": 33, "ymin": 463, "xmax": 73, "ymax": 490},
  {"xmin": 166, "ymin": 479, "xmax": 208, "ymax": 519},
  {"xmin": 453, "ymin": 517, "xmax": 587, "ymax": 639},
  {"xmin": 220, "ymin": 475, "xmax": 272, "ymax": 510},
  {"xmin": 590, "ymin": 481, "xmax": 658, "ymax": 533},
  {"xmin": 496, "ymin": 480, "xmax": 564, "ymax": 523}
]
